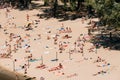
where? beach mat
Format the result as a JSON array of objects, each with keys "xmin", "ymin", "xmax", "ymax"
[
  {"xmin": 29, "ymin": 59, "xmax": 41, "ymax": 62},
  {"xmin": 51, "ymin": 59, "xmax": 58, "ymax": 61}
]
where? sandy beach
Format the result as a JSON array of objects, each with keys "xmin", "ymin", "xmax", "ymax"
[
  {"xmin": 0, "ymin": 1, "xmax": 120, "ymax": 80},
  {"xmin": 0, "ymin": 66, "xmax": 35, "ymax": 80}
]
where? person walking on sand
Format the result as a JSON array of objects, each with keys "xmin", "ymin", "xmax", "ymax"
[{"xmin": 26, "ymin": 14, "xmax": 29, "ymax": 21}]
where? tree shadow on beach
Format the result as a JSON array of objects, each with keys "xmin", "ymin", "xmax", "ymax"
[
  {"xmin": 91, "ymin": 32, "xmax": 120, "ymax": 50},
  {"xmin": 36, "ymin": 5, "xmax": 87, "ymax": 21},
  {"xmin": 14, "ymin": 0, "xmax": 91, "ymax": 21},
  {"xmin": 17, "ymin": 1, "xmax": 44, "ymax": 11},
  {"xmin": 31, "ymin": 2, "xmax": 44, "ymax": 10}
]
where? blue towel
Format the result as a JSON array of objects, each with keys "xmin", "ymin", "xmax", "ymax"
[
  {"xmin": 51, "ymin": 59, "xmax": 58, "ymax": 61},
  {"xmin": 29, "ymin": 59, "xmax": 41, "ymax": 62}
]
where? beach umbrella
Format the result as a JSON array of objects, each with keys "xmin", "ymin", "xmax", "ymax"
[
  {"xmin": 55, "ymin": 52, "xmax": 58, "ymax": 61},
  {"xmin": 51, "ymin": 52, "xmax": 58, "ymax": 62},
  {"xmin": 27, "ymin": 56, "xmax": 30, "ymax": 68},
  {"xmin": 41, "ymin": 55, "xmax": 43, "ymax": 65},
  {"xmin": 69, "ymin": 49, "xmax": 72, "ymax": 60},
  {"xmin": 13, "ymin": 59, "xmax": 17, "ymax": 71}
]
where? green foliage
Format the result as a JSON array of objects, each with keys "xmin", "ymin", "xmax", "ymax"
[
  {"xmin": 70, "ymin": 0, "xmax": 76, "ymax": 11},
  {"xmin": 87, "ymin": 0, "xmax": 120, "ymax": 28},
  {"xmin": 44, "ymin": 0, "xmax": 49, "ymax": 6},
  {"xmin": 63, "ymin": 0, "xmax": 67, "ymax": 10}
]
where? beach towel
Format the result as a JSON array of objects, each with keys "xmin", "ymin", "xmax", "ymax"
[
  {"xmin": 29, "ymin": 59, "xmax": 41, "ymax": 62},
  {"xmin": 51, "ymin": 59, "xmax": 58, "ymax": 62}
]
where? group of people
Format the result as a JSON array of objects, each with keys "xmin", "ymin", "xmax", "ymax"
[
  {"xmin": 0, "ymin": 5, "xmax": 113, "ymax": 80},
  {"xmin": 59, "ymin": 26, "xmax": 72, "ymax": 34}
]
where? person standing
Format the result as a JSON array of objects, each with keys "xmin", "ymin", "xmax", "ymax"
[{"xmin": 26, "ymin": 14, "xmax": 29, "ymax": 21}]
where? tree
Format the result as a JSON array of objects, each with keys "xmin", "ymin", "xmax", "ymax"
[
  {"xmin": 53, "ymin": 0, "xmax": 58, "ymax": 17},
  {"xmin": 76, "ymin": 0, "xmax": 84, "ymax": 11},
  {"xmin": 1, "ymin": 0, "xmax": 32, "ymax": 9},
  {"xmin": 69, "ymin": 0, "xmax": 76, "ymax": 11},
  {"xmin": 87, "ymin": 0, "xmax": 120, "ymax": 28},
  {"xmin": 87, "ymin": 0, "xmax": 120, "ymax": 41},
  {"xmin": 63, "ymin": 0, "xmax": 67, "ymax": 10},
  {"xmin": 44, "ymin": 0, "xmax": 49, "ymax": 6}
]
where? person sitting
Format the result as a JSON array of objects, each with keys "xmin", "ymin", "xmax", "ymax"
[
  {"xmin": 58, "ymin": 63, "xmax": 63, "ymax": 69},
  {"xmin": 62, "ymin": 34, "xmax": 72, "ymax": 39}
]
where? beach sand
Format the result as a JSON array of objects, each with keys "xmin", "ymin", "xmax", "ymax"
[{"xmin": 0, "ymin": 1, "xmax": 120, "ymax": 80}]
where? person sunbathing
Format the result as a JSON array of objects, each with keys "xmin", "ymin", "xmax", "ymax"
[
  {"xmin": 96, "ymin": 63, "xmax": 110, "ymax": 67},
  {"xmin": 59, "ymin": 29, "xmax": 65, "ymax": 34},
  {"xmin": 0, "ymin": 53, "xmax": 12, "ymax": 58},
  {"xmin": 59, "ymin": 27, "xmax": 72, "ymax": 34},
  {"xmin": 93, "ymin": 70, "xmax": 107, "ymax": 76},
  {"xmin": 55, "ymin": 71, "xmax": 65, "ymax": 76},
  {"xmin": 58, "ymin": 63, "xmax": 63, "ymax": 69},
  {"xmin": 36, "ymin": 64, "xmax": 47, "ymax": 69},
  {"xmin": 48, "ymin": 67, "xmax": 60, "ymax": 72},
  {"xmin": 96, "ymin": 61, "xmax": 110, "ymax": 67},
  {"xmin": 48, "ymin": 63, "xmax": 63, "ymax": 72},
  {"xmin": 62, "ymin": 34, "xmax": 72, "ymax": 39},
  {"xmin": 67, "ymin": 73, "xmax": 78, "ymax": 78}
]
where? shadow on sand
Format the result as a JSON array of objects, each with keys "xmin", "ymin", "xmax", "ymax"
[{"xmin": 91, "ymin": 32, "xmax": 120, "ymax": 50}]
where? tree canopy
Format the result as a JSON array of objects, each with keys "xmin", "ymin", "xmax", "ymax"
[
  {"xmin": 86, "ymin": 0, "xmax": 120, "ymax": 29},
  {"xmin": 1, "ymin": 0, "xmax": 120, "ymax": 29}
]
